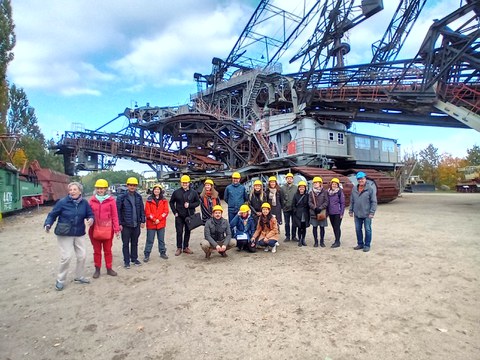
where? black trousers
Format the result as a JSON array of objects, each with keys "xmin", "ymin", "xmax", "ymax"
[
  {"xmin": 121, "ymin": 225, "xmax": 141, "ymax": 263},
  {"xmin": 329, "ymin": 214, "xmax": 343, "ymax": 243},
  {"xmin": 175, "ymin": 216, "xmax": 191, "ymax": 249}
]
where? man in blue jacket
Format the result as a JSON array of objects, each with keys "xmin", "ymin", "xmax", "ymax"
[
  {"xmin": 223, "ymin": 172, "xmax": 248, "ymax": 227},
  {"xmin": 349, "ymin": 172, "xmax": 377, "ymax": 252},
  {"xmin": 117, "ymin": 177, "xmax": 146, "ymax": 268}
]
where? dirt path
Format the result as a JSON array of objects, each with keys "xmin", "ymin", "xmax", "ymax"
[{"xmin": 0, "ymin": 193, "xmax": 479, "ymax": 360}]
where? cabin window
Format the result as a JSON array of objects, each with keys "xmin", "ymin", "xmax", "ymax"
[
  {"xmin": 382, "ymin": 141, "xmax": 395, "ymax": 152},
  {"xmin": 355, "ymin": 137, "xmax": 371, "ymax": 150},
  {"xmin": 329, "ymin": 132, "xmax": 334, "ymax": 141},
  {"xmin": 374, "ymin": 140, "xmax": 379, "ymax": 149},
  {"xmin": 337, "ymin": 133, "xmax": 344, "ymax": 145}
]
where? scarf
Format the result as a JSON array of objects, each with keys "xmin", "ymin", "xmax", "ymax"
[
  {"xmin": 69, "ymin": 194, "xmax": 83, "ymax": 204},
  {"xmin": 203, "ymin": 191, "xmax": 217, "ymax": 209},
  {"xmin": 260, "ymin": 214, "xmax": 272, "ymax": 231},
  {"xmin": 268, "ymin": 187, "xmax": 277, "ymax": 207},
  {"xmin": 95, "ymin": 194, "xmax": 110, "ymax": 203},
  {"xmin": 328, "ymin": 188, "xmax": 340, "ymax": 196}
]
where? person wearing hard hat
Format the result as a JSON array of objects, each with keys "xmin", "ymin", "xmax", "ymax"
[
  {"xmin": 327, "ymin": 178, "xmax": 346, "ymax": 248},
  {"xmin": 199, "ymin": 179, "xmax": 220, "ymax": 223},
  {"xmin": 88, "ymin": 179, "xmax": 120, "ymax": 279},
  {"xmin": 223, "ymin": 172, "xmax": 248, "ymax": 226},
  {"xmin": 230, "ymin": 204, "xmax": 256, "ymax": 252},
  {"xmin": 292, "ymin": 181, "xmax": 310, "ymax": 247},
  {"xmin": 247, "ymin": 179, "xmax": 267, "ymax": 225},
  {"xmin": 281, "ymin": 172, "xmax": 298, "ymax": 242},
  {"xmin": 308, "ymin": 176, "xmax": 328, "ymax": 247},
  {"xmin": 144, "ymin": 184, "xmax": 169, "ymax": 262},
  {"xmin": 266, "ymin": 176, "xmax": 283, "ymax": 226},
  {"xmin": 201, "ymin": 205, "xmax": 235, "ymax": 259},
  {"xmin": 252, "ymin": 202, "xmax": 280, "ymax": 253},
  {"xmin": 116, "ymin": 177, "xmax": 146, "ymax": 268},
  {"xmin": 349, "ymin": 172, "xmax": 377, "ymax": 252},
  {"xmin": 169, "ymin": 175, "xmax": 200, "ymax": 256}
]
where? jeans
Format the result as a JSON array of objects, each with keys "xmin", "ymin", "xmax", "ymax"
[
  {"xmin": 175, "ymin": 216, "xmax": 191, "ymax": 249},
  {"xmin": 354, "ymin": 216, "xmax": 372, "ymax": 247},
  {"xmin": 121, "ymin": 225, "xmax": 141, "ymax": 264},
  {"xmin": 258, "ymin": 239, "xmax": 278, "ymax": 248},
  {"xmin": 283, "ymin": 210, "xmax": 297, "ymax": 239},
  {"xmin": 145, "ymin": 228, "xmax": 166, "ymax": 256}
]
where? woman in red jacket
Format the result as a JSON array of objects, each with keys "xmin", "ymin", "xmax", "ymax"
[
  {"xmin": 144, "ymin": 184, "xmax": 169, "ymax": 261},
  {"xmin": 88, "ymin": 179, "xmax": 120, "ymax": 278}
]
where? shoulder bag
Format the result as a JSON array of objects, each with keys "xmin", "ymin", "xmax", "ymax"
[{"xmin": 312, "ymin": 192, "xmax": 327, "ymax": 221}]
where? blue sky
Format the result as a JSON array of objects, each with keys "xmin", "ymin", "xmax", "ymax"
[{"xmin": 8, "ymin": 0, "xmax": 479, "ymax": 172}]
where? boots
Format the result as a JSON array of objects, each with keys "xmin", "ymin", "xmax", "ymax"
[
  {"xmin": 93, "ymin": 267, "xmax": 100, "ymax": 279},
  {"xmin": 331, "ymin": 241, "xmax": 340, "ymax": 248},
  {"xmin": 320, "ymin": 239, "xmax": 326, "ymax": 248},
  {"xmin": 313, "ymin": 238, "xmax": 318, "ymax": 247},
  {"xmin": 107, "ymin": 268, "xmax": 117, "ymax": 276},
  {"xmin": 302, "ymin": 237, "xmax": 307, "ymax": 246}
]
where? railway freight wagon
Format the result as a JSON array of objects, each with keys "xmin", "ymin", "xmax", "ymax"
[{"xmin": 0, "ymin": 162, "xmax": 43, "ymax": 214}]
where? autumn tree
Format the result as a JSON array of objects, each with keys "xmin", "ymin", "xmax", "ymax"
[
  {"xmin": 0, "ymin": 0, "xmax": 15, "ymax": 128},
  {"xmin": 437, "ymin": 154, "xmax": 468, "ymax": 190},
  {"xmin": 418, "ymin": 144, "xmax": 441, "ymax": 185}
]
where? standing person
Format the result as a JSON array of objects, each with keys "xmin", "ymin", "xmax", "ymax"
[
  {"xmin": 169, "ymin": 175, "xmax": 200, "ymax": 256},
  {"xmin": 201, "ymin": 205, "xmax": 236, "ymax": 259},
  {"xmin": 144, "ymin": 184, "xmax": 169, "ymax": 262},
  {"xmin": 292, "ymin": 181, "xmax": 310, "ymax": 247},
  {"xmin": 88, "ymin": 179, "xmax": 120, "ymax": 278},
  {"xmin": 281, "ymin": 172, "xmax": 297, "ymax": 242},
  {"xmin": 327, "ymin": 178, "xmax": 345, "ymax": 248},
  {"xmin": 224, "ymin": 172, "xmax": 248, "ymax": 226},
  {"xmin": 308, "ymin": 176, "xmax": 328, "ymax": 247},
  {"xmin": 199, "ymin": 179, "xmax": 219, "ymax": 223},
  {"xmin": 230, "ymin": 204, "xmax": 256, "ymax": 252},
  {"xmin": 248, "ymin": 179, "xmax": 266, "ymax": 225},
  {"xmin": 117, "ymin": 177, "xmax": 145, "ymax": 268},
  {"xmin": 44, "ymin": 182, "xmax": 94, "ymax": 291},
  {"xmin": 265, "ymin": 176, "xmax": 283, "ymax": 226},
  {"xmin": 349, "ymin": 172, "xmax": 377, "ymax": 252},
  {"xmin": 252, "ymin": 203, "xmax": 280, "ymax": 253}
]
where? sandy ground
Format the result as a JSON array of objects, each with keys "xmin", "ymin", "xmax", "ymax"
[{"xmin": 0, "ymin": 192, "xmax": 479, "ymax": 360}]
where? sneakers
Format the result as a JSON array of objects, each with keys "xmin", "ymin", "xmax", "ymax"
[
  {"xmin": 160, "ymin": 253, "xmax": 169, "ymax": 260},
  {"xmin": 132, "ymin": 260, "xmax": 142, "ymax": 266},
  {"xmin": 107, "ymin": 268, "xmax": 118, "ymax": 276},
  {"xmin": 143, "ymin": 256, "xmax": 150, "ymax": 263},
  {"xmin": 183, "ymin": 248, "xmax": 193, "ymax": 254},
  {"xmin": 272, "ymin": 243, "xmax": 278, "ymax": 253},
  {"xmin": 74, "ymin": 277, "xmax": 90, "ymax": 284},
  {"xmin": 363, "ymin": 246, "xmax": 370, "ymax": 252},
  {"xmin": 353, "ymin": 245, "xmax": 364, "ymax": 250},
  {"xmin": 93, "ymin": 267, "xmax": 100, "ymax": 279},
  {"xmin": 55, "ymin": 280, "xmax": 64, "ymax": 291},
  {"xmin": 124, "ymin": 262, "xmax": 131, "ymax": 269},
  {"xmin": 175, "ymin": 248, "xmax": 182, "ymax": 256},
  {"xmin": 292, "ymin": 237, "xmax": 299, "ymax": 242},
  {"xmin": 264, "ymin": 247, "xmax": 270, "ymax": 252}
]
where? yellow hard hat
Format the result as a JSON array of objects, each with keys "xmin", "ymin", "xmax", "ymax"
[
  {"xmin": 298, "ymin": 180, "xmax": 307, "ymax": 187},
  {"xmin": 261, "ymin": 202, "xmax": 271, "ymax": 209},
  {"xmin": 180, "ymin": 175, "xmax": 191, "ymax": 183},
  {"xmin": 239, "ymin": 204, "xmax": 250, "ymax": 213},
  {"xmin": 126, "ymin": 177, "xmax": 139, "ymax": 185},
  {"xmin": 268, "ymin": 176, "xmax": 277, "ymax": 182},
  {"xmin": 232, "ymin": 172, "xmax": 241, "ymax": 179},
  {"xmin": 94, "ymin": 179, "xmax": 108, "ymax": 188},
  {"xmin": 330, "ymin": 178, "xmax": 340, "ymax": 184},
  {"xmin": 253, "ymin": 180, "xmax": 263, "ymax": 186},
  {"xmin": 212, "ymin": 205, "xmax": 223, "ymax": 212},
  {"xmin": 312, "ymin": 176, "xmax": 323, "ymax": 183},
  {"xmin": 152, "ymin": 183, "xmax": 162, "ymax": 190},
  {"xmin": 286, "ymin": 173, "xmax": 294, "ymax": 178},
  {"xmin": 204, "ymin": 179, "xmax": 214, "ymax": 185}
]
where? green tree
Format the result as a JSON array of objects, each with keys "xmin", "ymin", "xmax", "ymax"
[
  {"xmin": 418, "ymin": 144, "xmax": 441, "ymax": 185},
  {"xmin": 465, "ymin": 145, "xmax": 480, "ymax": 166},
  {"xmin": 0, "ymin": 0, "xmax": 15, "ymax": 127},
  {"xmin": 437, "ymin": 154, "xmax": 468, "ymax": 190}
]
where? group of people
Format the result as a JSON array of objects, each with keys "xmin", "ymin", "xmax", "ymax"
[{"xmin": 44, "ymin": 171, "xmax": 377, "ymax": 291}]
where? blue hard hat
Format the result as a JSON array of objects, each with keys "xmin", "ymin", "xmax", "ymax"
[{"xmin": 356, "ymin": 171, "xmax": 366, "ymax": 179}]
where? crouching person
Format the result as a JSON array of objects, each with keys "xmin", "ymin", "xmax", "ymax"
[
  {"xmin": 230, "ymin": 204, "xmax": 256, "ymax": 252},
  {"xmin": 201, "ymin": 205, "xmax": 236, "ymax": 259},
  {"xmin": 252, "ymin": 203, "xmax": 280, "ymax": 253}
]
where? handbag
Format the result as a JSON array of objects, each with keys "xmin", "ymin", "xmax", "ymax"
[
  {"xmin": 54, "ymin": 222, "xmax": 71, "ymax": 236},
  {"xmin": 185, "ymin": 213, "xmax": 203, "ymax": 231},
  {"xmin": 93, "ymin": 219, "xmax": 112, "ymax": 240},
  {"xmin": 312, "ymin": 192, "xmax": 327, "ymax": 221}
]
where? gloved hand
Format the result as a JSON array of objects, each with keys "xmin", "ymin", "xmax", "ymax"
[{"xmin": 314, "ymin": 207, "xmax": 321, "ymax": 214}]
